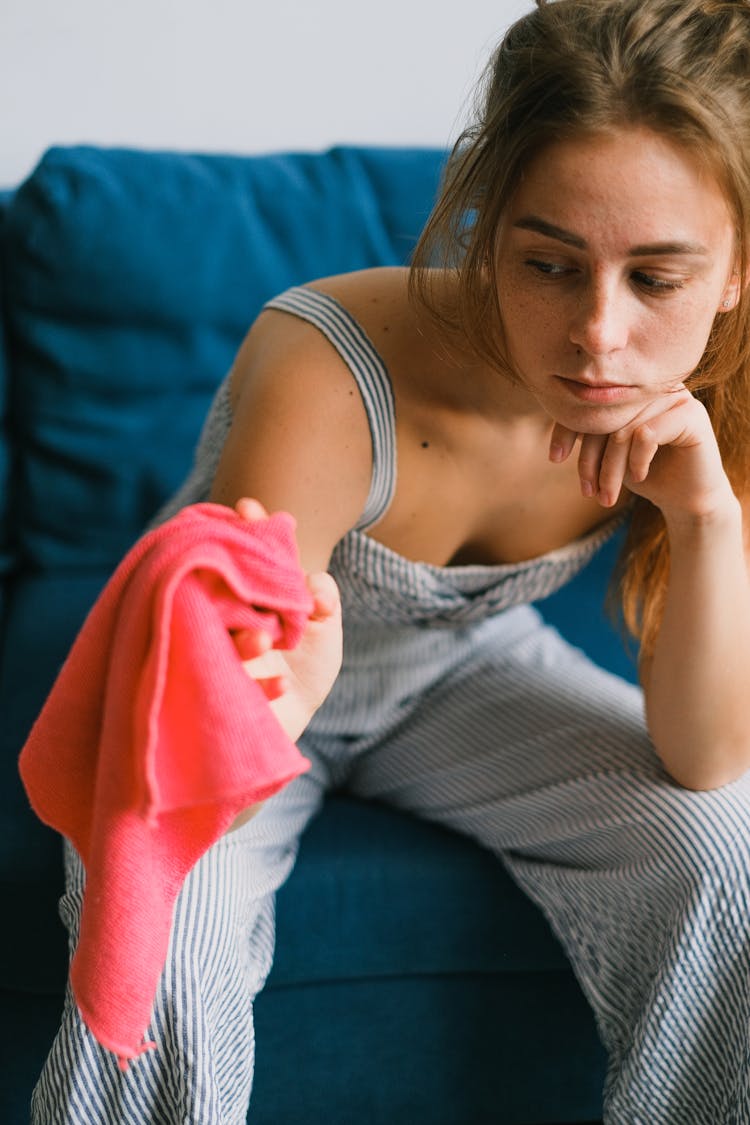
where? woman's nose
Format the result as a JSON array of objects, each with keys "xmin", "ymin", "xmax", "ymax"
[{"xmin": 569, "ymin": 280, "xmax": 629, "ymax": 357}]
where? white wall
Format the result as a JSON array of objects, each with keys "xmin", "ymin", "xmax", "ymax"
[{"xmin": 1, "ymin": 0, "xmax": 531, "ymax": 187}]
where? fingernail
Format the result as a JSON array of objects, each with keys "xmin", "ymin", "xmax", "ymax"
[
  {"xmin": 549, "ymin": 443, "xmax": 564, "ymax": 462},
  {"xmin": 581, "ymin": 480, "xmax": 594, "ymax": 497}
]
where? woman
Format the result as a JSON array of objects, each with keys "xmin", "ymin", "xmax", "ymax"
[{"xmin": 34, "ymin": 0, "xmax": 750, "ymax": 1121}]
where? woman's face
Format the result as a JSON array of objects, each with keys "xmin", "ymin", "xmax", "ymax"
[{"xmin": 494, "ymin": 127, "xmax": 739, "ymax": 433}]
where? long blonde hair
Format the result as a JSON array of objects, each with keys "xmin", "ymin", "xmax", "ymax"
[{"xmin": 410, "ymin": 0, "xmax": 750, "ymax": 659}]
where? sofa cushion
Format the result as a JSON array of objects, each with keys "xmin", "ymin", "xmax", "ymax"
[
  {"xmin": 252, "ymin": 969, "xmax": 606, "ymax": 1125},
  {"xmin": 271, "ymin": 794, "xmax": 571, "ymax": 989},
  {"xmin": 3, "ymin": 145, "xmax": 445, "ymax": 572}
]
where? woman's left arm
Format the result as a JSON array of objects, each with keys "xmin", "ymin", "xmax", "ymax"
[
  {"xmin": 556, "ymin": 388, "xmax": 750, "ymax": 789},
  {"xmin": 644, "ymin": 494, "xmax": 750, "ymax": 789}
]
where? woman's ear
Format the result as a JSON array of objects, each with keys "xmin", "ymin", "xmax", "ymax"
[{"xmin": 720, "ymin": 268, "xmax": 742, "ymax": 312}]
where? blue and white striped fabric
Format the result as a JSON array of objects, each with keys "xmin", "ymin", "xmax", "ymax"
[{"xmin": 32, "ymin": 287, "xmax": 750, "ymax": 1124}]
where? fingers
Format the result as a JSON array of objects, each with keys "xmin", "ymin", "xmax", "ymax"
[
  {"xmin": 624, "ymin": 422, "xmax": 660, "ymax": 485},
  {"xmin": 234, "ymin": 573, "xmax": 339, "ymax": 667},
  {"xmin": 594, "ymin": 425, "xmax": 661, "ymax": 507},
  {"xmin": 576, "ymin": 396, "xmax": 695, "ymax": 507},
  {"xmin": 549, "ymin": 424, "xmax": 626, "ymax": 507},
  {"xmin": 305, "ymin": 571, "xmax": 341, "ymax": 622},
  {"xmin": 235, "ymin": 497, "xmax": 269, "ymax": 522},
  {"xmin": 232, "ymin": 625, "xmax": 273, "ymax": 661},
  {"xmin": 592, "ymin": 432, "xmax": 633, "ymax": 507},
  {"xmin": 240, "ymin": 646, "xmax": 289, "ymax": 698},
  {"xmin": 549, "ymin": 422, "xmax": 579, "ymax": 463},
  {"xmin": 234, "ymin": 625, "xmax": 293, "ymax": 705},
  {"xmin": 576, "ymin": 433, "xmax": 608, "ymax": 501},
  {"xmin": 549, "ymin": 423, "xmax": 627, "ymax": 507},
  {"xmin": 252, "ymin": 673, "xmax": 289, "ymax": 702},
  {"xmin": 578, "ymin": 426, "xmax": 658, "ymax": 507}
]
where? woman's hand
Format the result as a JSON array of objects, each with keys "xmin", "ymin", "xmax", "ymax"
[
  {"xmin": 232, "ymin": 498, "xmax": 343, "ymax": 742},
  {"xmin": 548, "ymin": 386, "xmax": 737, "ymax": 525},
  {"xmin": 227, "ymin": 498, "xmax": 343, "ymax": 833}
]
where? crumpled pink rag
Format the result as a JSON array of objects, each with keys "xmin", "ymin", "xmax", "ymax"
[{"xmin": 19, "ymin": 502, "xmax": 313, "ymax": 1069}]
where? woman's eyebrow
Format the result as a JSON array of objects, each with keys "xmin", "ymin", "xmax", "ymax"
[
  {"xmin": 513, "ymin": 215, "xmax": 709, "ymax": 257},
  {"xmin": 514, "ymin": 216, "xmax": 586, "ymax": 248}
]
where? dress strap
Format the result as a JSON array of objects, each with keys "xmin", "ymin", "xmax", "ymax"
[{"xmin": 263, "ymin": 286, "xmax": 397, "ymax": 530}]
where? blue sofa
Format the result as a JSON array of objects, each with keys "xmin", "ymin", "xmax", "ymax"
[{"xmin": 0, "ymin": 144, "xmax": 635, "ymax": 1123}]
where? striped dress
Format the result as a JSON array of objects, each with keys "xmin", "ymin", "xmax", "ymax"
[{"xmin": 32, "ymin": 287, "xmax": 750, "ymax": 1124}]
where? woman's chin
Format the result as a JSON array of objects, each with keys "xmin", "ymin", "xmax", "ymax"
[{"xmin": 550, "ymin": 395, "xmax": 649, "ymax": 436}]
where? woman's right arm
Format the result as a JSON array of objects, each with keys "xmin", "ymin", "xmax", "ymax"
[
  {"xmin": 210, "ymin": 305, "xmax": 375, "ymax": 572},
  {"xmin": 210, "ymin": 306, "xmax": 374, "ymax": 828}
]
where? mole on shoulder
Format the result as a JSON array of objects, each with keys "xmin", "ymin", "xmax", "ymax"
[{"xmin": 421, "ymin": 441, "xmax": 430, "ymax": 449}]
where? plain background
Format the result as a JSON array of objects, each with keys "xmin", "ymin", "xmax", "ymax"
[{"xmin": 1, "ymin": 0, "xmax": 532, "ymax": 188}]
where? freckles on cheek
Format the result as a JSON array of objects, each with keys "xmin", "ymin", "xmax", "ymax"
[
  {"xmin": 501, "ymin": 286, "xmax": 557, "ymax": 349},
  {"xmin": 654, "ymin": 303, "xmax": 718, "ymax": 378},
  {"xmin": 513, "ymin": 309, "xmax": 559, "ymax": 370}
]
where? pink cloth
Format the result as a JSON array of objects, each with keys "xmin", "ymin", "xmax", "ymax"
[{"xmin": 19, "ymin": 502, "xmax": 313, "ymax": 1068}]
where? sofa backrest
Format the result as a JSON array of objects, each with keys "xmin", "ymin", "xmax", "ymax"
[{"xmin": 3, "ymin": 145, "xmax": 446, "ymax": 574}]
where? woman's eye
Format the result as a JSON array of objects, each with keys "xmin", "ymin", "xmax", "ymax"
[
  {"xmin": 632, "ymin": 270, "xmax": 685, "ymax": 293},
  {"xmin": 524, "ymin": 258, "xmax": 574, "ymax": 278}
]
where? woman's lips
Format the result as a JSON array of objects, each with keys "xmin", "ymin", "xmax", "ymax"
[{"xmin": 555, "ymin": 375, "xmax": 637, "ymax": 405}]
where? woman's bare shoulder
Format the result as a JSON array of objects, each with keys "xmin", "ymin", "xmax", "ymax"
[
  {"xmin": 233, "ymin": 267, "xmax": 420, "ymax": 397},
  {"xmin": 305, "ymin": 266, "xmax": 453, "ymax": 326},
  {"xmin": 302, "ymin": 267, "xmax": 464, "ymax": 387},
  {"xmin": 305, "ymin": 265, "xmax": 410, "ymax": 302}
]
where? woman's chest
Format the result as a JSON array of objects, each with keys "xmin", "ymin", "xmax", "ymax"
[{"xmin": 370, "ymin": 409, "xmax": 627, "ymax": 567}]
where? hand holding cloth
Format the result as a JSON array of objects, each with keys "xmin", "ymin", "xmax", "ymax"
[{"xmin": 19, "ymin": 502, "xmax": 313, "ymax": 1068}]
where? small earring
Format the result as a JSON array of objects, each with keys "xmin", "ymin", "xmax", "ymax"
[{"xmin": 723, "ymin": 298, "xmax": 732, "ymax": 308}]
